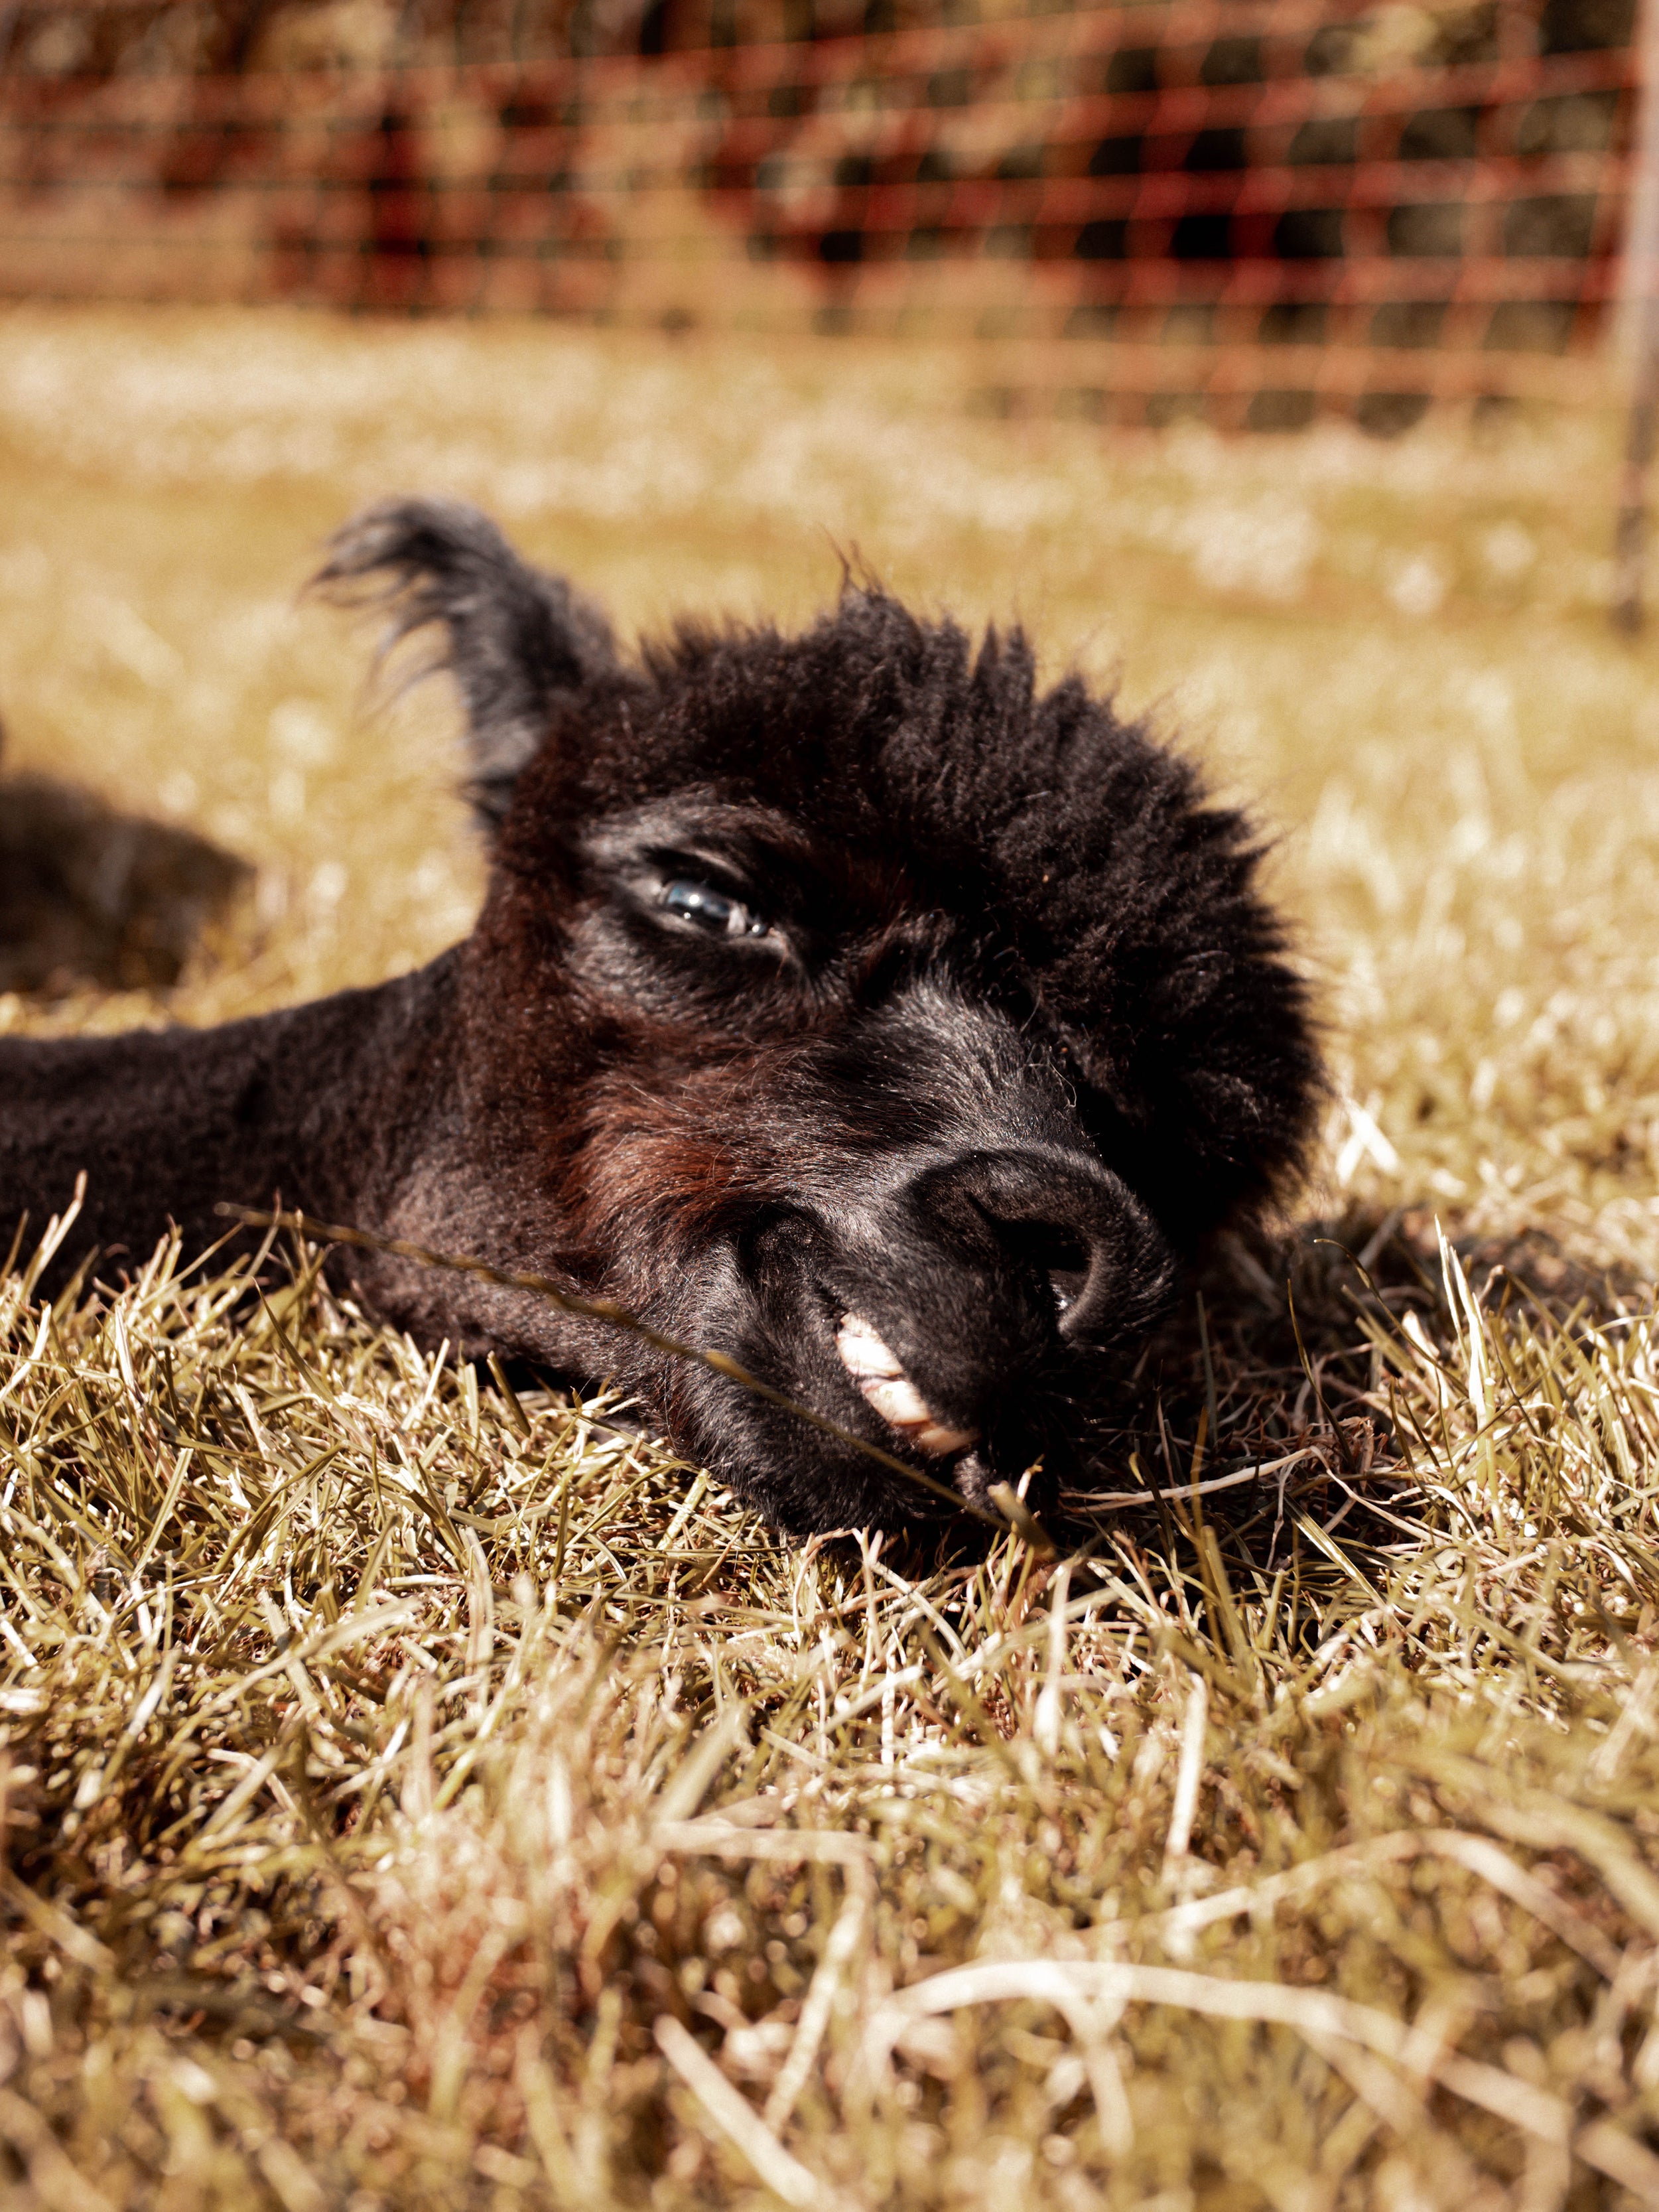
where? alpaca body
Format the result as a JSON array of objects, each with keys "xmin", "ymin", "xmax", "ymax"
[{"xmin": 0, "ymin": 502, "xmax": 1321, "ymax": 1533}]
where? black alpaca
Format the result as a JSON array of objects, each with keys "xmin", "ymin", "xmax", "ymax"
[{"xmin": 0, "ymin": 502, "xmax": 1320, "ymax": 1533}]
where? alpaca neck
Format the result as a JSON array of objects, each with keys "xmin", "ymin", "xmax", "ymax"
[{"xmin": 0, "ymin": 951, "xmax": 468, "ymax": 1294}]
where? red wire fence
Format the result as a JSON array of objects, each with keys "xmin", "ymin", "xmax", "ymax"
[{"xmin": 0, "ymin": 0, "xmax": 1642, "ymax": 425}]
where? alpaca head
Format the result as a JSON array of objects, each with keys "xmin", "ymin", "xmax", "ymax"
[{"xmin": 318, "ymin": 502, "xmax": 1321, "ymax": 1535}]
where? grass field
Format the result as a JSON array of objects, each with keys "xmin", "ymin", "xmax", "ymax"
[{"xmin": 4, "ymin": 304, "xmax": 1659, "ymax": 2209}]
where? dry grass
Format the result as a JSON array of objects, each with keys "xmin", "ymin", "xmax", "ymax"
[{"xmin": 4, "ymin": 304, "xmax": 1659, "ymax": 2207}]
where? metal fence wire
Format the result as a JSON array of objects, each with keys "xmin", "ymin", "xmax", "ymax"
[{"xmin": 0, "ymin": 0, "xmax": 1640, "ymax": 425}]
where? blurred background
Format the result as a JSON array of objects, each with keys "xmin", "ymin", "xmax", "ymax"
[
  {"xmin": 0, "ymin": 0, "xmax": 1634, "ymax": 411},
  {"xmin": 1, "ymin": 0, "xmax": 1657, "ymax": 1267}
]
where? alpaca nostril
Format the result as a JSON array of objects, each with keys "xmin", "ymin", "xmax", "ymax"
[
  {"xmin": 1000, "ymin": 1223, "xmax": 1091, "ymax": 1321},
  {"xmin": 969, "ymin": 1180, "xmax": 1118, "ymax": 1330},
  {"xmin": 907, "ymin": 1146, "xmax": 1176, "ymax": 1344}
]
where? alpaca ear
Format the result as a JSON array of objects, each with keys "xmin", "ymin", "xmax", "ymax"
[{"xmin": 312, "ymin": 498, "xmax": 616, "ymax": 831}]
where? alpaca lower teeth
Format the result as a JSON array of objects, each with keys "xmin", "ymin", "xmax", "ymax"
[
  {"xmin": 834, "ymin": 1314, "xmax": 979, "ymax": 1458},
  {"xmin": 834, "ymin": 1312, "xmax": 904, "ymax": 1383},
  {"xmin": 862, "ymin": 1373, "xmax": 934, "ymax": 1429}
]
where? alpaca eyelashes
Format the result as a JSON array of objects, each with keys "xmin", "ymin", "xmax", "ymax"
[{"xmin": 659, "ymin": 877, "xmax": 773, "ymax": 942}]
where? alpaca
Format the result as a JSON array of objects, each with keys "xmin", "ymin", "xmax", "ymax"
[{"xmin": 0, "ymin": 502, "xmax": 1319, "ymax": 1533}]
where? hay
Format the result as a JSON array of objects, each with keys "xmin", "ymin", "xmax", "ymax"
[
  {"xmin": 3, "ymin": 305, "xmax": 1659, "ymax": 2205},
  {"xmin": 3, "ymin": 1194, "xmax": 1659, "ymax": 2206}
]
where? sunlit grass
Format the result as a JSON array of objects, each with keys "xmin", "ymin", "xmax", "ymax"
[{"xmin": 3, "ymin": 303, "xmax": 1659, "ymax": 2207}]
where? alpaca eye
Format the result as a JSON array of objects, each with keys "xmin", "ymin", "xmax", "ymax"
[{"xmin": 660, "ymin": 878, "xmax": 769, "ymax": 940}]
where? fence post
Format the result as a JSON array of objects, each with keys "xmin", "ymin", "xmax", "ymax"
[{"xmin": 1615, "ymin": 0, "xmax": 1659, "ymax": 631}]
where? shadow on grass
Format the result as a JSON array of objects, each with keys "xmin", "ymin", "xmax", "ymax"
[
  {"xmin": 853, "ymin": 1203, "xmax": 1646, "ymax": 1601},
  {"xmin": 0, "ymin": 738, "xmax": 249, "ymax": 995},
  {"xmin": 1018, "ymin": 1201, "xmax": 1650, "ymax": 1630}
]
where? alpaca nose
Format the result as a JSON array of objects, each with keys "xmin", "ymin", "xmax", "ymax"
[{"xmin": 907, "ymin": 1146, "xmax": 1173, "ymax": 1343}]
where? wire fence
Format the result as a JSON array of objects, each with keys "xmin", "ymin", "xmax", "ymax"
[{"xmin": 0, "ymin": 0, "xmax": 1640, "ymax": 424}]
